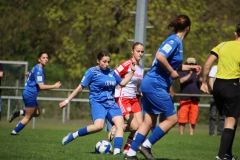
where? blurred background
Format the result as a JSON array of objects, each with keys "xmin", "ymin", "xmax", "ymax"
[{"xmin": 0, "ymin": 0, "xmax": 239, "ymax": 124}]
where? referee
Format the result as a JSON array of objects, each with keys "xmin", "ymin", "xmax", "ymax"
[{"xmin": 201, "ymin": 24, "xmax": 240, "ymax": 160}]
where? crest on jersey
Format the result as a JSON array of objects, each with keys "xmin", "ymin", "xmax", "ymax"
[
  {"xmin": 162, "ymin": 44, "xmax": 172, "ymax": 53},
  {"xmin": 37, "ymin": 76, "xmax": 42, "ymax": 81},
  {"xmin": 108, "ymin": 74, "xmax": 113, "ymax": 77},
  {"xmin": 116, "ymin": 65, "xmax": 124, "ymax": 72}
]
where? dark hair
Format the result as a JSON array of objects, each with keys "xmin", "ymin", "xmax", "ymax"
[
  {"xmin": 132, "ymin": 42, "xmax": 144, "ymax": 50},
  {"xmin": 38, "ymin": 52, "xmax": 48, "ymax": 58},
  {"xmin": 97, "ymin": 51, "xmax": 110, "ymax": 61},
  {"xmin": 167, "ymin": 15, "xmax": 191, "ymax": 33},
  {"xmin": 235, "ymin": 24, "xmax": 240, "ymax": 36}
]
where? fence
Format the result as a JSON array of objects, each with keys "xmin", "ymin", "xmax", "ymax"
[{"xmin": 0, "ymin": 86, "xmax": 213, "ymax": 129}]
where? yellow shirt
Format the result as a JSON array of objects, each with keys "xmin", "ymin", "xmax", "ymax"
[{"xmin": 212, "ymin": 41, "xmax": 240, "ymax": 79}]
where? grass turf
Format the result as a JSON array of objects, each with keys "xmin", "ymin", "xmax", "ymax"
[{"xmin": 0, "ymin": 120, "xmax": 239, "ymax": 160}]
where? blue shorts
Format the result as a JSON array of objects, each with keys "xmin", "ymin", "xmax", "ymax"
[
  {"xmin": 22, "ymin": 90, "xmax": 38, "ymax": 107},
  {"xmin": 142, "ymin": 89, "xmax": 176, "ymax": 118},
  {"xmin": 90, "ymin": 100, "xmax": 123, "ymax": 123}
]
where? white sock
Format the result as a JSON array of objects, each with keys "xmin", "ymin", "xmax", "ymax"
[
  {"xmin": 126, "ymin": 148, "xmax": 137, "ymax": 156},
  {"xmin": 20, "ymin": 110, "xmax": 24, "ymax": 116},
  {"xmin": 142, "ymin": 139, "xmax": 152, "ymax": 148},
  {"xmin": 114, "ymin": 148, "xmax": 120, "ymax": 155},
  {"xmin": 72, "ymin": 131, "xmax": 78, "ymax": 138}
]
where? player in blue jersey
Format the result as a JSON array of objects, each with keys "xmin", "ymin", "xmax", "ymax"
[
  {"xmin": 59, "ymin": 51, "xmax": 136, "ymax": 155},
  {"xmin": 9, "ymin": 52, "xmax": 61, "ymax": 135},
  {"xmin": 124, "ymin": 15, "xmax": 201, "ymax": 160}
]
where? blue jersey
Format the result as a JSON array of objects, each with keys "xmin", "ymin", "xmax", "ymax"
[
  {"xmin": 80, "ymin": 67, "xmax": 122, "ymax": 102},
  {"xmin": 140, "ymin": 34, "xmax": 183, "ymax": 93},
  {"xmin": 24, "ymin": 64, "xmax": 44, "ymax": 96}
]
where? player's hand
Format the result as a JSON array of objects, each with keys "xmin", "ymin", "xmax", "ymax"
[
  {"xmin": 200, "ymin": 83, "xmax": 209, "ymax": 94},
  {"xmin": 192, "ymin": 65, "xmax": 202, "ymax": 75},
  {"xmin": 59, "ymin": 101, "xmax": 67, "ymax": 109},
  {"xmin": 130, "ymin": 62, "xmax": 136, "ymax": 72},
  {"xmin": 170, "ymin": 70, "xmax": 179, "ymax": 79},
  {"xmin": 55, "ymin": 81, "xmax": 61, "ymax": 88},
  {"xmin": 25, "ymin": 72, "xmax": 30, "ymax": 78}
]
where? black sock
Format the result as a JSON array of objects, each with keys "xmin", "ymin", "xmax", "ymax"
[
  {"xmin": 217, "ymin": 128, "xmax": 234, "ymax": 158},
  {"xmin": 225, "ymin": 125, "xmax": 237, "ymax": 157}
]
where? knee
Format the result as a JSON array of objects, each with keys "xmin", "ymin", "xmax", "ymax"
[
  {"xmin": 94, "ymin": 124, "xmax": 104, "ymax": 132},
  {"xmin": 130, "ymin": 123, "xmax": 140, "ymax": 131}
]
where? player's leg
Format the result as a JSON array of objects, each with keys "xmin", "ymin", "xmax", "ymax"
[
  {"xmin": 110, "ymin": 105, "xmax": 125, "ymax": 155},
  {"xmin": 10, "ymin": 107, "xmax": 36, "ymax": 135},
  {"xmin": 62, "ymin": 101, "xmax": 106, "ymax": 146},
  {"xmin": 123, "ymin": 111, "xmax": 143, "ymax": 154}
]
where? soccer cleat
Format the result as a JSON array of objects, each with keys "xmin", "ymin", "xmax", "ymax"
[
  {"xmin": 216, "ymin": 156, "xmax": 227, "ymax": 160},
  {"xmin": 62, "ymin": 133, "xmax": 74, "ymax": 146},
  {"xmin": 10, "ymin": 133, "xmax": 18, "ymax": 136},
  {"xmin": 108, "ymin": 125, "xmax": 116, "ymax": 142},
  {"xmin": 122, "ymin": 144, "xmax": 131, "ymax": 154},
  {"xmin": 123, "ymin": 154, "xmax": 138, "ymax": 160},
  {"xmin": 8, "ymin": 110, "xmax": 20, "ymax": 123},
  {"xmin": 224, "ymin": 154, "xmax": 237, "ymax": 160},
  {"xmin": 138, "ymin": 144, "xmax": 155, "ymax": 160}
]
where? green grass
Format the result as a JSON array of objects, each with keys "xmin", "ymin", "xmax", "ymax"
[{"xmin": 0, "ymin": 120, "xmax": 239, "ymax": 160}]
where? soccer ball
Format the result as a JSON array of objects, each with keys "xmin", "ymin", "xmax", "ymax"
[{"xmin": 95, "ymin": 140, "xmax": 112, "ymax": 154}]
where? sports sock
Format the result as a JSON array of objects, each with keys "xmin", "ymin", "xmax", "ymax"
[
  {"xmin": 123, "ymin": 136, "xmax": 133, "ymax": 151},
  {"xmin": 113, "ymin": 137, "xmax": 123, "ymax": 155},
  {"xmin": 77, "ymin": 127, "xmax": 88, "ymax": 136},
  {"xmin": 20, "ymin": 110, "xmax": 25, "ymax": 116},
  {"xmin": 127, "ymin": 132, "xmax": 145, "ymax": 156},
  {"xmin": 145, "ymin": 126, "xmax": 166, "ymax": 147},
  {"xmin": 225, "ymin": 125, "xmax": 237, "ymax": 157},
  {"xmin": 217, "ymin": 128, "xmax": 234, "ymax": 158},
  {"xmin": 12, "ymin": 122, "xmax": 25, "ymax": 134}
]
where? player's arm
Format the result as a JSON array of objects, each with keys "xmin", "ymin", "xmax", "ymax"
[
  {"xmin": 209, "ymin": 77, "xmax": 214, "ymax": 90},
  {"xmin": 38, "ymin": 82, "xmax": 61, "ymax": 90},
  {"xmin": 119, "ymin": 63, "xmax": 135, "ymax": 87},
  {"xmin": 59, "ymin": 84, "xmax": 84, "ymax": 109},
  {"xmin": 156, "ymin": 53, "xmax": 179, "ymax": 79}
]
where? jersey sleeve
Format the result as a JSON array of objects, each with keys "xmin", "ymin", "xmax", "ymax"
[
  {"xmin": 209, "ymin": 65, "xmax": 217, "ymax": 77},
  {"xmin": 80, "ymin": 69, "xmax": 93, "ymax": 87},
  {"xmin": 211, "ymin": 42, "xmax": 227, "ymax": 55},
  {"xmin": 35, "ymin": 67, "xmax": 44, "ymax": 84},
  {"xmin": 157, "ymin": 38, "xmax": 179, "ymax": 58},
  {"xmin": 115, "ymin": 60, "xmax": 132, "ymax": 77}
]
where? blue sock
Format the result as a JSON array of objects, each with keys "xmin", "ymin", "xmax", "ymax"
[
  {"xmin": 148, "ymin": 126, "xmax": 165, "ymax": 145},
  {"xmin": 78, "ymin": 127, "xmax": 88, "ymax": 136},
  {"xmin": 13, "ymin": 122, "xmax": 25, "ymax": 134},
  {"xmin": 113, "ymin": 137, "xmax": 123, "ymax": 150},
  {"xmin": 130, "ymin": 132, "xmax": 146, "ymax": 152}
]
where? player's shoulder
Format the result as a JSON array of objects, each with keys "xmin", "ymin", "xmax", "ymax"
[
  {"xmin": 120, "ymin": 59, "xmax": 132, "ymax": 67},
  {"xmin": 33, "ymin": 64, "xmax": 43, "ymax": 72}
]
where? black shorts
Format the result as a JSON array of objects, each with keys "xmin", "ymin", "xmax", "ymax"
[{"xmin": 213, "ymin": 78, "xmax": 240, "ymax": 117}]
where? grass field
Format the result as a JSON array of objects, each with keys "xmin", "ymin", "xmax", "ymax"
[{"xmin": 0, "ymin": 119, "xmax": 239, "ymax": 160}]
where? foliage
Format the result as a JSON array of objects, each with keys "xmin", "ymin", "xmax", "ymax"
[{"xmin": 0, "ymin": 0, "xmax": 239, "ymax": 82}]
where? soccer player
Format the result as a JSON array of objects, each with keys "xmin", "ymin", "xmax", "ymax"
[
  {"xmin": 59, "ymin": 51, "xmax": 135, "ymax": 155},
  {"xmin": 9, "ymin": 52, "xmax": 61, "ymax": 135},
  {"xmin": 201, "ymin": 23, "xmax": 240, "ymax": 160},
  {"xmin": 108, "ymin": 42, "xmax": 144, "ymax": 154},
  {"xmin": 124, "ymin": 15, "xmax": 201, "ymax": 160}
]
